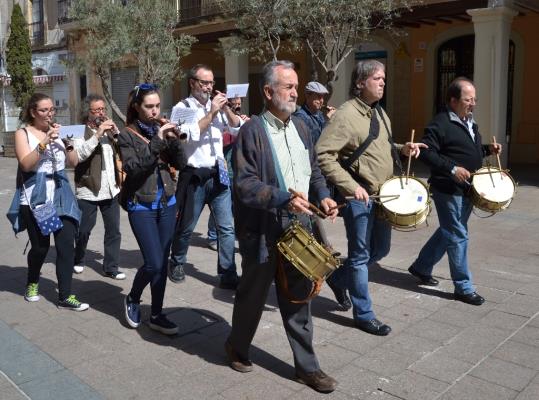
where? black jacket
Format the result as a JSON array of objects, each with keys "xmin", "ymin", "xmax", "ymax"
[
  {"xmin": 118, "ymin": 124, "xmax": 186, "ymax": 209},
  {"xmin": 419, "ymin": 110, "xmax": 491, "ymax": 195}
]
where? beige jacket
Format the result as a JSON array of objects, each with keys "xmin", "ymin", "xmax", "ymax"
[{"xmin": 316, "ymin": 97, "xmax": 402, "ymax": 195}]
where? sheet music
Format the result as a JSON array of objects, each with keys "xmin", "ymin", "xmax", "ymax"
[
  {"xmin": 226, "ymin": 83, "xmax": 249, "ymax": 98},
  {"xmin": 59, "ymin": 125, "xmax": 86, "ymax": 139},
  {"xmin": 170, "ymin": 107, "xmax": 198, "ymax": 125}
]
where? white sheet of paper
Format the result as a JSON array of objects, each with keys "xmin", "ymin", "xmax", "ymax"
[
  {"xmin": 170, "ymin": 107, "xmax": 198, "ymax": 125},
  {"xmin": 59, "ymin": 125, "xmax": 86, "ymax": 139},
  {"xmin": 226, "ymin": 83, "xmax": 249, "ymax": 99}
]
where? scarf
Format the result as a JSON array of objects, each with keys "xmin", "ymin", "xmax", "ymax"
[{"xmin": 136, "ymin": 119, "xmax": 160, "ymax": 139}]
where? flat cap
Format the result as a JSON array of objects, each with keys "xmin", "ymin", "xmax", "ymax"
[{"xmin": 305, "ymin": 81, "xmax": 329, "ymax": 94}]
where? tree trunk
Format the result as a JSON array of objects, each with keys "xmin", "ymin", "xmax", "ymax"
[{"xmin": 99, "ymin": 75, "xmax": 126, "ymax": 123}]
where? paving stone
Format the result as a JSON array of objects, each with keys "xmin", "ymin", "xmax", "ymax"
[
  {"xmin": 403, "ymin": 318, "xmax": 463, "ymax": 344},
  {"xmin": 495, "ymin": 293, "xmax": 539, "ymax": 317},
  {"xmin": 221, "ymin": 373, "xmax": 297, "ymax": 399},
  {"xmin": 515, "ymin": 383, "xmax": 539, "ymax": 400},
  {"xmin": 288, "ymin": 387, "xmax": 356, "ymax": 399},
  {"xmin": 400, "ymin": 291, "xmax": 453, "ymax": 312},
  {"xmin": 517, "ymin": 282, "xmax": 539, "ymax": 298},
  {"xmin": 0, "ymin": 383, "xmax": 28, "ymax": 400},
  {"xmin": 378, "ymin": 303, "xmax": 434, "ymax": 325},
  {"xmin": 438, "ymin": 375, "xmax": 518, "ymax": 400},
  {"xmin": 478, "ymin": 310, "xmax": 529, "ymax": 331},
  {"xmin": 428, "ymin": 304, "xmax": 482, "ymax": 328},
  {"xmin": 380, "ymin": 332, "xmax": 441, "ymax": 357},
  {"xmin": 18, "ymin": 369, "xmax": 102, "ymax": 400},
  {"xmin": 309, "ymin": 342, "xmax": 362, "ymax": 373},
  {"xmin": 379, "ymin": 370, "xmax": 449, "ymax": 400},
  {"xmin": 512, "ymin": 325, "xmax": 539, "ymax": 348},
  {"xmin": 470, "ymin": 356, "xmax": 536, "ymax": 391},
  {"xmin": 354, "ymin": 348, "xmax": 422, "ymax": 377},
  {"xmin": 435, "ymin": 325, "xmax": 509, "ymax": 364},
  {"xmin": 408, "ymin": 353, "xmax": 473, "ymax": 383},
  {"xmin": 472, "ymin": 286, "xmax": 514, "ymax": 304},
  {"xmin": 331, "ymin": 364, "xmax": 396, "ymax": 399},
  {"xmin": 492, "ymin": 340, "xmax": 539, "ymax": 370}
]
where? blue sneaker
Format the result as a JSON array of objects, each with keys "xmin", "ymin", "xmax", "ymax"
[
  {"xmin": 149, "ymin": 314, "xmax": 178, "ymax": 335},
  {"xmin": 124, "ymin": 295, "xmax": 141, "ymax": 328}
]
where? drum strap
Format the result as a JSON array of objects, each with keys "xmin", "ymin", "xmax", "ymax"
[
  {"xmin": 276, "ymin": 252, "xmax": 323, "ymax": 304},
  {"xmin": 375, "ymin": 106, "xmax": 404, "ymax": 175}
]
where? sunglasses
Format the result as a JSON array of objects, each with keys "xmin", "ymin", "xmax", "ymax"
[{"xmin": 134, "ymin": 83, "xmax": 158, "ymax": 99}]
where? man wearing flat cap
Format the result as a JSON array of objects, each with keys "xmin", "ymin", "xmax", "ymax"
[{"xmin": 293, "ymin": 81, "xmax": 336, "ymax": 145}]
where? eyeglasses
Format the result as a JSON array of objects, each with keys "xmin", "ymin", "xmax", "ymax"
[
  {"xmin": 36, "ymin": 107, "xmax": 56, "ymax": 114},
  {"xmin": 193, "ymin": 78, "xmax": 215, "ymax": 87},
  {"xmin": 134, "ymin": 83, "xmax": 158, "ymax": 98},
  {"xmin": 90, "ymin": 107, "xmax": 106, "ymax": 113},
  {"xmin": 462, "ymin": 97, "xmax": 477, "ymax": 104}
]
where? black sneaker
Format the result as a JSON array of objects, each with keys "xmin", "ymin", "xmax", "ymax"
[
  {"xmin": 124, "ymin": 295, "xmax": 141, "ymax": 328},
  {"xmin": 104, "ymin": 271, "xmax": 126, "ymax": 280},
  {"xmin": 58, "ymin": 295, "xmax": 89, "ymax": 311},
  {"xmin": 149, "ymin": 314, "xmax": 179, "ymax": 335},
  {"xmin": 168, "ymin": 262, "xmax": 186, "ymax": 283}
]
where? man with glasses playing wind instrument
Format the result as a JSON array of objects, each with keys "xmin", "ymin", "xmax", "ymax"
[
  {"xmin": 169, "ymin": 64, "xmax": 241, "ymax": 290},
  {"xmin": 73, "ymin": 94, "xmax": 125, "ymax": 280}
]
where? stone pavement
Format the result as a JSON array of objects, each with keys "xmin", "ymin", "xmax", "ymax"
[{"xmin": 1, "ymin": 155, "xmax": 538, "ymax": 400}]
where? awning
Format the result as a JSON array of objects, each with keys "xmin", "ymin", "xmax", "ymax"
[{"xmin": 0, "ymin": 74, "xmax": 66, "ymax": 87}]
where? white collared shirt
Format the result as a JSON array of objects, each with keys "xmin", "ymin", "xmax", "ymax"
[
  {"xmin": 73, "ymin": 129, "xmax": 120, "ymax": 201},
  {"xmin": 172, "ymin": 96, "xmax": 240, "ymax": 168},
  {"xmin": 449, "ymin": 110, "xmax": 476, "ymax": 142}
]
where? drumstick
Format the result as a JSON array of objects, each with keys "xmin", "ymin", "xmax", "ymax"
[
  {"xmin": 344, "ymin": 195, "xmax": 400, "ymax": 200},
  {"xmin": 327, "ymin": 203, "xmax": 346, "ymax": 212},
  {"xmin": 492, "ymin": 136, "xmax": 503, "ymax": 180},
  {"xmin": 288, "ymin": 188, "xmax": 327, "ymax": 219},
  {"xmin": 406, "ymin": 129, "xmax": 415, "ymax": 185}
]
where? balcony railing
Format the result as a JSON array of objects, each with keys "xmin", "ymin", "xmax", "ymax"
[
  {"xmin": 58, "ymin": 0, "xmax": 73, "ymax": 24},
  {"xmin": 178, "ymin": 0, "xmax": 222, "ymax": 26},
  {"xmin": 28, "ymin": 21, "xmax": 45, "ymax": 46}
]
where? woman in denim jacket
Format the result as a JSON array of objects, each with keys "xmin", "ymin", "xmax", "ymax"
[{"xmin": 7, "ymin": 93, "xmax": 87, "ymax": 311}]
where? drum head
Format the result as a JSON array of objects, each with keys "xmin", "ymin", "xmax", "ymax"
[
  {"xmin": 379, "ymin": 177, "xmax": 429, "ymax": 214},
  {"xmin": 472, "ymin": 168, "xmax": 515, "ymax": 202}
]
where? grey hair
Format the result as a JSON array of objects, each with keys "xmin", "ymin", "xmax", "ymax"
[
  {"xmin": 80, "ymin": 94, "xmax": 107, "ymax": 123},
  {"xmin": 349, "ymin": 60, "xmax": 385, "ymax": 98},
  {"xmin": 259, "ymin": 60, "xmax": 295, "ymax": 98}
]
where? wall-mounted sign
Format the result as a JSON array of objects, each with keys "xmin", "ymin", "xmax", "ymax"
[{"xmin": 414, "ymin": 58, "xmax": 424, "ymax": 72}]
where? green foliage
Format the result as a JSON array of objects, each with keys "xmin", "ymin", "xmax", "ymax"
[
  {"xmin": 218, "ymin": 0, "xmax": 297, "ymax": 62},
  {"xmin": 69, "ymin": 0, "xmax": 196, "ymax": 120},
  {"xmin": 220, "ymin": 0, "xmax": 419, "ymax": 94},
  {"xmin": 6, "ymin": 4, "xmax": 35, "ymax": 115}
]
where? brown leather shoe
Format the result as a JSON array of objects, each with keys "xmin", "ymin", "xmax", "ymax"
[
  {"xmin": 296, "ymin": 369, "xmax": 338, "ymax": 393},
  {"xmin": 225, "ymin": 340, "xmax": 253, "ymax": 373}
]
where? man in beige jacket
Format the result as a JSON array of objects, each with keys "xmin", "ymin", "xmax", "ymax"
[{"xmin": 316, "ymin": 60, "xmax": 425, "ymax": 336}]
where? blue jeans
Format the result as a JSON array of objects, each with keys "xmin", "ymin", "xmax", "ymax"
[
  {"xmin": 128, "ymin": 204, "xmax": 176, "ymax": 316},
  {"xmin": 207, "ymin": 214, "xmax": 217, "ymax": 242},
  {"xmin": 329, "ymin": 200, "xmax": 391, "ymax": 322},
  {"xmin": 411, "ymin": 188, "xmax": 474, "ymax": 295},
  {"xmin": 171, "ymin": 177, "xmax": 236, "ymax": 277}
]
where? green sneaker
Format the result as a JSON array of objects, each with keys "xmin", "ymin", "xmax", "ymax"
[
  {"xmin": 58, "ymin": 295, "xmax": 89, "ymax": 312},
  {"xmin": 24, "ymin": 283, "xmax": 40, "ymax": 302}
]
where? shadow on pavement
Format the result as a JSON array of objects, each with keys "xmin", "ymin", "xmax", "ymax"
[{"xmin": 134, "ymin": 305, "xmax": 296, "ymax": 381}]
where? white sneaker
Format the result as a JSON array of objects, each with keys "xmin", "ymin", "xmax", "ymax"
[{"xmin": 74, "ymin": 265, "xmax": 84, "ymax": 274}]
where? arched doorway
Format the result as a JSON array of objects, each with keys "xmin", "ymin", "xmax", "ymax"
[{"xmin": 436, "ymin": 36, "xmax": 515, "ymax": 159}]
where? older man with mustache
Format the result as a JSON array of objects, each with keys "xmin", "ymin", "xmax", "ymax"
[{"xmin": 225, "ymin": 60, "xmax": 339, "ymax": 393}]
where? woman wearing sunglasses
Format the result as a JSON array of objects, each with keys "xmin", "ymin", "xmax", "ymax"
[
  {"xmin": 7, "ymin": 93, "xmax": 88, "ymax": 311},
  {"xmin": 119, "ymin": 83, "xmax": 186, "ymax": 335}
]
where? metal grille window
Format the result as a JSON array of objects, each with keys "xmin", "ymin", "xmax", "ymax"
[
  {"xmin": 436, "ymin": 35, "xmax": 474, "ymax": 114},
  {"xmin": 29, "ymin": 0, "xmax": 44, "ymax": 46}
]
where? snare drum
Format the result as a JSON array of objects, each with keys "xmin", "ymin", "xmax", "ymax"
[
  {"xmin": 277, "ymin": 220, "xmax": 340, "ymax": 282},
  {"xmin": 471, "ymin": 167, "xmax": 515, "ymax": 213},
  {"xmin": 377, "ymin": 176, "xmax": 431, "ymax": 229}
]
